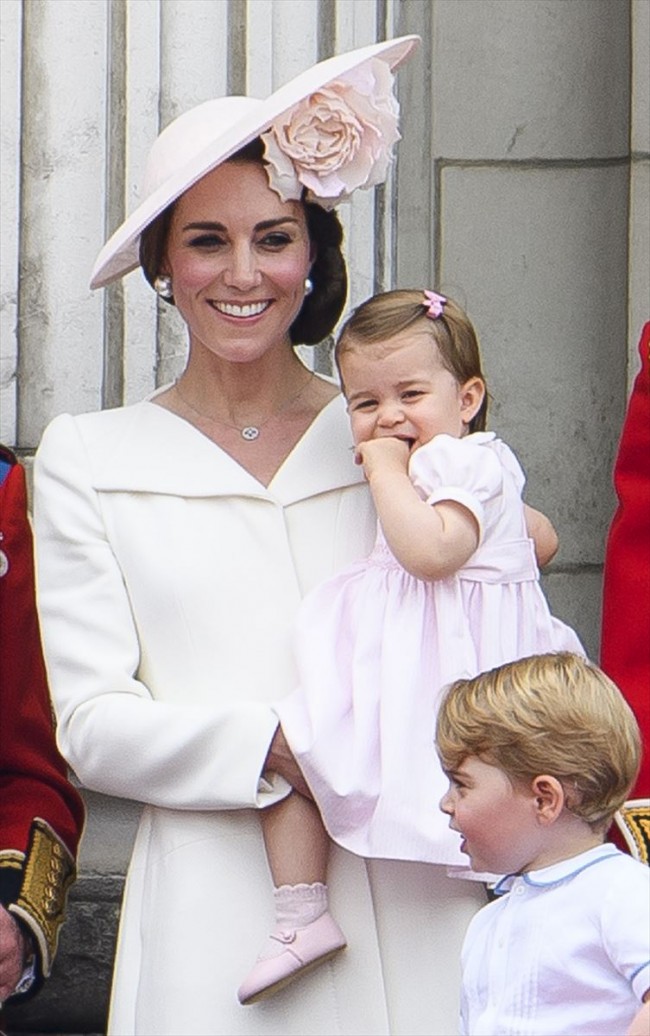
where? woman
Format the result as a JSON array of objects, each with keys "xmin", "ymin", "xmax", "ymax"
[{"xmin": 33, "ymin": 37, "xmax": 553, "ymax": 1036}]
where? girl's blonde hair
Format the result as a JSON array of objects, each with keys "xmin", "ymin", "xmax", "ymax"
[
  {"xmin": 335, "ymin": 289, "xmax": 488, "ymax": 432},
  {"xmin": 436, "ymin": 652, "xmax": 641, "ymax": 830}
]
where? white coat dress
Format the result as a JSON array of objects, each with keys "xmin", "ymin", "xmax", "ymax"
[{"xmin": 33, "ymin": 391, "xmax": 485, "ymax": 1036}]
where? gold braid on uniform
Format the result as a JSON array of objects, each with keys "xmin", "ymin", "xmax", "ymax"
[
  {"xmin": 7, "ymin": 818, "xmax": 76, "ymax": 975},
  {"xmin": 614, "ymin": 800, "xmax": 650, "ymax": 866}
]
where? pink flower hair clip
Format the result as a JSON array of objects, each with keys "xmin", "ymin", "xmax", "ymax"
[{"xmin": 423, "ymin": 290, "xmax": 447, "ymax": 319}]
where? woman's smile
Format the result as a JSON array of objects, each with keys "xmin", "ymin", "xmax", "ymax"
[{"xmin": 208, "ymin": 299, "xmax": 272, "ymax": 319}]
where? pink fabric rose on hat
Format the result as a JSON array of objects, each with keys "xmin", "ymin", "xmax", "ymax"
[{"xmin": 261, "ymin": 58, "xmax": 400, "ymax": 208}]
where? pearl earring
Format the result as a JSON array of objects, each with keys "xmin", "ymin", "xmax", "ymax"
[
  {"xmin": 154, "ymin": 275, "xmax": 173, "ymax": 299},
  {"xmin": 304, "ymin": 277, "xmax": 313, "ymax": 296}
]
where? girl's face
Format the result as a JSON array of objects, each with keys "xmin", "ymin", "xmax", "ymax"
[
  {"xmin": 162, "ymin": 161, "xmax": 314, "ymax": 365},
  {"xmin": 439, "ymin": 756, "xmax": 544, "ymax": 874},
  {"xmin": 340, "ymin": 326, "xmax": 485, "ymax": 451}
]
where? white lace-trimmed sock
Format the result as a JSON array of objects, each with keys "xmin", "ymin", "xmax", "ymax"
[
  {"xmin": 273, "ymin": 881, "xmax": 329, "ymax": 929},
  {"xmin": 250, "ymin": 883, "xmax": 334, "ymax": 964}
]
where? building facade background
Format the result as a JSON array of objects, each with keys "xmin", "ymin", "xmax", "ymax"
[{"xmin": 1, "ymin": 0, "xmax": 648, "ymax": 1031}]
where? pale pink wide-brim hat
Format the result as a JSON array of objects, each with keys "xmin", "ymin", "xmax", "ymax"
[{"xmin": 90, "ymin": 34, "xmax": 419, "ymax": 290}]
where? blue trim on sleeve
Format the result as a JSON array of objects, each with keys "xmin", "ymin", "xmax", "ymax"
[{"xmin": 630, "ymin": 960, "xmax": 650, "ymax": 983}]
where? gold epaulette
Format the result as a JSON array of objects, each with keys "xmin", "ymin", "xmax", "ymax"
[
  {"xmin": 8, "ymin": 818, "xmax": 76, "ymax": 975},
  {"xmin": 614, "ymin": 799, "xmax": 650, "ymax": 865}
]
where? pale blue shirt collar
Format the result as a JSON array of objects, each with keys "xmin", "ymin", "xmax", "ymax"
[{"xmin": 495, "ymin": 842, "xmax": 622, "ymax": 895}]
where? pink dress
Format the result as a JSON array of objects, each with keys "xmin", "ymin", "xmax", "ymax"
[{"xmin": 276, "ymin": 432, "xmax": 584, "ymax": 868}]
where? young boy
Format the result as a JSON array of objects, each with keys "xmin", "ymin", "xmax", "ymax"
[{"xmin": 436, "ymin": 651, "xmax": 649, "ymax": 1036}]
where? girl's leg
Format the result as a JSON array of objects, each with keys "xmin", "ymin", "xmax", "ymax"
[
  {"xmin": 260, "ymin": 791, "xmax": 329, "ymax": 886},
  {"xmin": 238, "ymin": 793, "xmax": 346, "ymax": 1004}
]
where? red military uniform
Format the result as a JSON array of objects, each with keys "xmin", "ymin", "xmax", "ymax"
[
  {"xmin": 601, "ymin": 322, "xmax": 650, "ymax": 864},
  {"xmin": 0, "ymin": 446, "xmax": 85, "ymax": 1001}
]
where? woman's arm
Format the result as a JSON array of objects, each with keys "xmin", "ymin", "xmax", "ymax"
[
  {"xmin": 33, "ymin": 415, "xmax": 287, "ymax": 813},
  {"xmin": 523, "ymin": 503, "xmax": 559, "ymax": 568},
  {"xmin": 357, "ymin": 437, "xmax": 479, "ymax": 581}
]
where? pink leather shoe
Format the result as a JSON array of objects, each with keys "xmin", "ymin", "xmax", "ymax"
[{"xmin": 237, "ymin": 911, "xmax": 347, "ymax": 1005}]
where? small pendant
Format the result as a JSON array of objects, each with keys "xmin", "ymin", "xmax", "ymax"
[{"xmin": 241, "ymin": 426, "xmax": 260, "ymax": 441}]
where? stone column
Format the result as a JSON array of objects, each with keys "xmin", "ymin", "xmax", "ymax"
[{"xmin": 418, "ymin": 0, "xmax": 632, "ymax": 658}]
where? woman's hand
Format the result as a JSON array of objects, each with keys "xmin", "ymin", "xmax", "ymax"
[{"xmin": 264, "ymin": 727, "xmax": 313, "ymax": 799}]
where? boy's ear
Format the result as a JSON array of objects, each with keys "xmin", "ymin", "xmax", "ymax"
[
  {"xmin": 531, "ymin": 775, "xmax": 565, "ymax": 824},
  {"xmin": 460, "ymin": 378, "xmax": 486, "ymax": 425}
]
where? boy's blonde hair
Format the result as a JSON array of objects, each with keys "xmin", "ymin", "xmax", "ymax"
[
  {"xmin": 436, "ymin": 652, "xmax": 641, "ymax": 829},
  {"xmin": 335, "ymin": 289, "xmax": 489, "ymax": 433}
]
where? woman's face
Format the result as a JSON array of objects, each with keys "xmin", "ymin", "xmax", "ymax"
[{"xmin": 162, "ymin": 160, "xmax": 314, "ymax": 364}]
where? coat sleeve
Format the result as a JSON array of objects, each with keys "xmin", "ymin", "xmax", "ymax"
[
  {"xmin": 600, "ymin": 322, "xmax": 650, "ymax": 864},
  {"xmin": 0, "ymin": 450, "xmax": 85, "ymax": 998},
  {"xmin": 32, "ymin": 416, "xmax": 289, "ymax": 812}
]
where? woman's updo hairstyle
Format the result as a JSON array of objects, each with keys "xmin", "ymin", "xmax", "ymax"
[
  {"xmin": 140, "ymin": 206, "xmax": 174, "ymax": 299},
  {"xmin": 139, "ymin": 137, "xmax": 347, "ymax": 346},
  {"xmin": 292, "ymin": 199, "xmax": 347, "ymax": 346}
]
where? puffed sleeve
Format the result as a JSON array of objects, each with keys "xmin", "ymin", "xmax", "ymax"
[
  {"xmin": 33, "ymin": 416, "xmax": 288, "ymax": 813},
  {"xmin": 408, "ymin": 433, "xmax": 506, "ymax": 543}
]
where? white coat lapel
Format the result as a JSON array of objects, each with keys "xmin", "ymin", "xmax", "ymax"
[
  {"xmin": 268, "ymin": 395, "xmax": 363, "ymax": 505},
  {"xmin": 87, "ymin": 394, "xmax": 364, "ymax": 503}
]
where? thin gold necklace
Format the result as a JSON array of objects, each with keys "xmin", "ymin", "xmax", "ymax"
[{"xmin": 174, "ymin": 370, "xmax": 315, "ymax": 442}]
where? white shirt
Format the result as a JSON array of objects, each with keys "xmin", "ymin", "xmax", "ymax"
[{"xmin": 461, "ymin": 843, "xmax": 650, "ymax": 1035}]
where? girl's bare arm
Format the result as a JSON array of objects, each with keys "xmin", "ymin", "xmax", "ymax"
[
  {"xmin": 524, "ymin": 504, "xmax": 559, "ymax": 568},
  {"xmin": 358, "ymin": 438, "xmax": 479, "ymax": 582}
]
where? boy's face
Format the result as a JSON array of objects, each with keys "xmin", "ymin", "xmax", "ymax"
[{"xmin": 439, "ymin": 755, "xmax": 547, "ymax": 875}]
